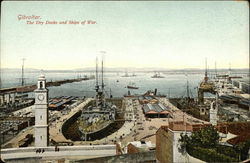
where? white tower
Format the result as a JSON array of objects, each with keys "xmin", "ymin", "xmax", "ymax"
[
  {"xmin": 210, "ymin": 93, "xmax": 218, "ymax": 126},
  {"xmin": 34, "ymin": 74, "xmax": 49, "ymax": 147}
]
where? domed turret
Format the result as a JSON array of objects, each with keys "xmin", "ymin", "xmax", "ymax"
[
  {"xmin": 38, "ymin": 74, "xmax": 46, "ymax": 81},
  {"xmin": 37, "ymin": 74, "xmax": 46, "ymax": 89}
]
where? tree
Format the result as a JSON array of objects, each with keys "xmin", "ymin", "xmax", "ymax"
[
  {"xmin": 235, "ymin": 140, "xmax": 250, "ymax": 161},
  {"xmin": 179, "ymin": 126, "xmax": 219, "ymax": 150},
  {"xmin": 179, "ymin": 133, "xmax": 190, "ymax": 154},
  {"xmin": 189, "ymin": 126, "xmax": 219, "ymax": 148},
  {"xmin": 178, "ymin": 126, "xmax": 243, "ymax": 162}
]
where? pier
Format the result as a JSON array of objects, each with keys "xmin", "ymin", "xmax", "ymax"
[{"xmin": 0, "ymin": 77, "xmax": 92, "ymax": 106}]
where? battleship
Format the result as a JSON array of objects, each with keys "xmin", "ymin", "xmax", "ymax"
[
  {"xmin": 151, "ymin": 72, "xmax": 164, "ymax": 78},
  {"xmin": 78, "ymin": 58, "xmax": 116, "ymax": 141},
  {"xmin": 121, "ymin": 71, "xmax": 137, "ymax": 77},
  {"xmin": 121, "ymin": 71, "xmax": 130, "ymax": 77}
]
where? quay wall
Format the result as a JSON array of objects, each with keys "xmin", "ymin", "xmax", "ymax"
[
  {"xmin": 62, "ymin": 109, "xmax": 82, "ymax": 141},
  {"xmin": 76, "ymin": 150, "xmax": 155, "ymax": 163},
  {"xmin": 1, "ymin": 145, "xmax": 116, "ymax": 162}
]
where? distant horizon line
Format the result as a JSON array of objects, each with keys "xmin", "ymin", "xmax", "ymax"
[{"xmin": 0, "ymin": 67, "xmax": 249, "ymax": 71}]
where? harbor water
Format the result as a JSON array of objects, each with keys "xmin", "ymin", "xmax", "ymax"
[{"xmin": 1, "ymin": 71, "xmax": 207, "ymax": 98}]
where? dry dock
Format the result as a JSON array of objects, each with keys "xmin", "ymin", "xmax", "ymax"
[
  {"xmin": 50, "ymin": 98, "xmax": 93, "ymax": 143},
  {"xmin": 1, "ymin": 98, "xmax": 93, "ymax": 148}
]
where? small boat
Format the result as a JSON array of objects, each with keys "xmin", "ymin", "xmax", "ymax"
[
  {"xmin": 116, "ymin": 80, "xmax": 119, "ymax": 82},
  {"xmin": 127, "ymin": 85, "xmax": 139, "ymax": 89},
  {"xmin": 127, "ymin": 82, "xmax": 139, "ymax": 89}
]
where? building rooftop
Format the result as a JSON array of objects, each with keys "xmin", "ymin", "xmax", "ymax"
[
  {"xmin": 156, "ymin": 121, "xmax": 211, "ymax": 133},
  {"xmin": 143, "ymin": 103, "xmax": 169, "ymax": 114}
]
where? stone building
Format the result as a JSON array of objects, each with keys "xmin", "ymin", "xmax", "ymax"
[{"xmin": 156, "ymin": 121, "xmax": 210, "ymax": 163}]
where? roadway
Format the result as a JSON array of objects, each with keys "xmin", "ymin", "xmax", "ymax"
[{"xmin": 1, "ymin": 145, "xmax": 116, "ymax": 162}]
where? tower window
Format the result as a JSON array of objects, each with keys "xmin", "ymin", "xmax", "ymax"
[
  {"xmin": 40, "ymin": 115, "xmax": 42, "ymax": 120},
  {"xmin": 40, "ymin": 136, "xmax": 42, "ymax": 140},
  {"xmin": 40, "ymin": 82, "xmax": 43, "ymax": 89}
]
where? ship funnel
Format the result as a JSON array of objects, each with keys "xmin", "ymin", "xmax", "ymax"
[{"xmin": 154, "ymin": 88, "xmax": 157, "ymax": 96}]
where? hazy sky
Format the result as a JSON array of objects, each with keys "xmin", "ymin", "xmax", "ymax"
[{"xmin": 1, "ymin": 1, "xmax": 249, "ymax": 70}]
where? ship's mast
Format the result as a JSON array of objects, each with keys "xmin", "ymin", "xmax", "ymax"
[
  {"xmin": 0, "ymin": 57, "xmax": 1, "ymax": 88},
  {"xmin": 228, "ymin": 62, "xmax": 231, "ymax": 76},
  {"xmin": 215, "ymin": 61, "xmax": 217, "ymax": 77},
  {"xmin": 95, "ymin": 52, "xmax": 106, "ymax": 109},
  {"xmin": 186, "ymin": 80, "xmax": 190, "ymax": 98},
  {"xmin": 95, "ymin": 57, "xmax": 99, "ymax": 92},
  {"xmin": 101, "ymin": 59, "xmax": 104, "ymax": 92},
  {"xmin": 205, "ymin": 58, "xmax": 207, "ymax": 77},
  {"xmin": 21, "ymin": 58, "xmax": 26, "ymax": 86},
  {"xmin": 204, "ymin": 58, "xmax": 208, "ymax": 83},
  {"xmin": 100, "ymin": 51, "xmax": 106, "ymax": 92},
  {"xmin": 95, "ymin": 57, "xmax": 99, "ymax": 109},
  {"xmin": 208, "ymin": 65, "xmax": 210, "ymax": 79},
  {"xmin": 101, "ymin": 57, "xmax": 106, "ymax": 107},
  {"xmin": 0, "ymin": 69, "xmax": 1, "ymax": 89}
]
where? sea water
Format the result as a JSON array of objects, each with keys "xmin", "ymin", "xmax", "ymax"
[{"xmin": 1, "ymin": 71, "xmax": 207, "ymax": 98}]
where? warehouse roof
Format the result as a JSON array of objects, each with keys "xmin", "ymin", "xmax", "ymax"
[{"xmin": 143, "ymin": 103, "xmax": 169, "ymax": 114}]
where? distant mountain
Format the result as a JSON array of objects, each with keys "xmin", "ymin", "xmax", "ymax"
[
  {"xmin": 74, "ymin": 67, "xmax": 172, "ymax": 72},
  {"xmin": 0, "ymin": 67, "xmax": 249, "ymax": 73}
]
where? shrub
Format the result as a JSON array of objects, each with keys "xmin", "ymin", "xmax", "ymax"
[
  {"xmin": 188, "ymin": 146, "xmax": 238, "ymax": 162},
  {"xmin": 189, "ymin": 126, "xmax": 219, "ymax": 148},
  {"xmin": 216, "ymin": 144, "xmax": 238, "ymax": 159},
  {"xmin": 179, "ymin": 126, "xmax": 239, "ymax": 162}
]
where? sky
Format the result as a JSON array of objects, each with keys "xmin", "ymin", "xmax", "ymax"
[{"xmin": 1, "ymin": 1, "xmax": 249, "ymax": 70}]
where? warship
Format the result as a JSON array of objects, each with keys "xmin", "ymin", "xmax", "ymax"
[{"xmin": 78, "ymin": 57, "xmax": 116, "ymax": 141}]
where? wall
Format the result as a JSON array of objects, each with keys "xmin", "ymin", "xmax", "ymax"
[
  {"xmin": 1, "ymin": 145, "xmax": 116, "ymax": 162},
  {"xmin": 156, "ymin": 127, "xmax": 198, "ymax": 163},
  {"xmin": 156, "ymin": 127, "xmax": 173, "ymax": 163},
  {"xmin": 76, "ymin": 151, "xmax": 155, "ymax": 163},
  {"xmin": 127, "ymin": 143, "xmax": 139, "ymax": 154},
  {"xmin": 172, "ymin": 129, "xmax": 192, "ymax": 163}
]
